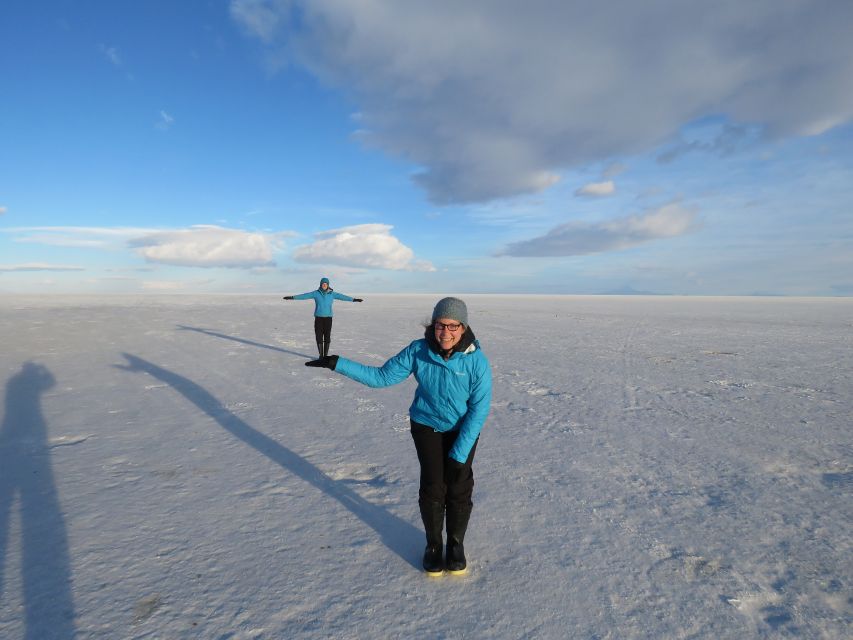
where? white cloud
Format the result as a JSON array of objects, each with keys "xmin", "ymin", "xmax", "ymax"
[
  {"xmin": 575, "ymin": 181, "xmax": 616, "ymax": 198},
  {"xmin": 293, "ymin": 224, "xmax": 435, "ymax": 271},
  {"xmin": 230, "ymin": 0, "xmax": 286, "ymax": 44},
  {"xmin": 232, "ymin": 1, "xmax": 853, "ymax": 204},
  {"xmin": 0, "ymin": 206, "xmax": 7, "ymax": 215},
  {"xmin": 602, "ymin": 163, "xmax": 627, "ymax": 179},
  {"xmin": 98, "ymin": 44, "xmax": 121, "ymax": 67},
  {"xmin": 3, "ymin": 226, "xmax": 160, "ymax": 249},
  {"xmin": 2, "ymin": 225, "xmax": 293, "ymax": 269},
  {"xmin": 156, "ymin": 110, "xmax": 175, "ymax": 130},
  {"xmin": 0, "ymin": 263, "xmax": 85, "ymax": 272},
  {"xmin": 499, "ymin": 202, "xmax": 698, "ymax": 257},
  {"xmin": 14, "ymin": 234, "xmax": 112, "ymax": 248},
  {"xmin": 130, "ymin": 225, "xmax": 287, "ymax": 268}
]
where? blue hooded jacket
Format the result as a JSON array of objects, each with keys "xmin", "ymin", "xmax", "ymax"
[
  {"xmin": 334, "ymin": 336, "xmax": 492, "ymax": 463},
  {"xmin": 292, "ymin": 278, "xmax": 355, "ymax": 317}
]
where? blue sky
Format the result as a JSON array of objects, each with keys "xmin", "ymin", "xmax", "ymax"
[{"xmin": 2, "ymin": 1, "xmax": 852, "ymax": 296}]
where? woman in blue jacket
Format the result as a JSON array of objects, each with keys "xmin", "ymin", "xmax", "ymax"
[
  {"xmin": 283, "ymin": 277, "xmax": 363, "ymax": 357},
  {"xmin": 306, "ymin": 297, "xmax": 492, "ymax": 575}
]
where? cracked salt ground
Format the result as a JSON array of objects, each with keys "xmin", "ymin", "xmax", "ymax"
[
  {"xmin": 0, "ymin": 294, "xmax": 850, "ymax": 639},
  {"xmin": 355, "ymin": 398, "xmax": 383, "ymax": 413}
]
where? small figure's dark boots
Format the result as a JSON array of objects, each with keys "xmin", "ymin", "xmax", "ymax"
[
  {"xmin": 420, "ymin": 500, "xmax": 445, "ymax": 576},
  {"xmin": 323, "ymin": 340, "xmax": 330, "ymax": 358},
  {"xmin": 445, "ymin": 504, "xmax": 472, "ymax": 574},
  {"xmin": 316, "ymin": 340, "xmax": 324, "ymax": 358}
]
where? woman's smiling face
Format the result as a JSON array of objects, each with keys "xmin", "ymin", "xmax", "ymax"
[{"xmin": 433, "ymin": 317, "xmax": 464, "ymax": 350}]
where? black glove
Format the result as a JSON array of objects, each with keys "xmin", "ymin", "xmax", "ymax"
[
  {"xmin": 353, "ymin": 298, "xmax": 363, "ymax": 302},
  {"xmin": 447, "ymin": 457, "xmax": 465, "ymax": 473},
  {"xmin": 446, "ymin": 458, "xmax": 467, "ymax": 478},
  {"xmin": 305, "ymin": 355, "xmax": 339, "ymax": 370},
  {"xmin": 282, "ymin": 296, "xmax": 294, "ymax": 300}
]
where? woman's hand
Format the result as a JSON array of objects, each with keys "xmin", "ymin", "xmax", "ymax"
[
  {"xmin": 446, "ymin": 458, "xmax": 467, "ymax": 480},
  {"xmin": 305, "ymin": 355, "xmax": 339, "ymax": 370}
]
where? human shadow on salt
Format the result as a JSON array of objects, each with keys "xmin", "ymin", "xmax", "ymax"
[
  {"xmin": 0, "ymin": 362, "xmax": 77, "ymax": 639},
  {"xmin": 116, "ymin": 353, "xmax": 421, "ymax": 570},
  {"xmin": 176, "ymin": 325, "xmax": 314, "ymax": 360}
]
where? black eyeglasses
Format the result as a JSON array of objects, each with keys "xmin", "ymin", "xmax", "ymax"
[{"xmin": 434, "ymin": 322, "xmax": 462, "ymax": 332}]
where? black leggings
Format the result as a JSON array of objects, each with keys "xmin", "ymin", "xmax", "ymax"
[
  {"xmin": 410, "ymin": 420, "xmax": 477, "ymax": 510},
  {"xmin": 313, "ymin": 316, "xmax": 333, "ymax": 356}
]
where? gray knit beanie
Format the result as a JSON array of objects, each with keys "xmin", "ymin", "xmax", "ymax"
[{"xmin": 431, "ymin": 297, "xmax": 468, "ymax": 326}]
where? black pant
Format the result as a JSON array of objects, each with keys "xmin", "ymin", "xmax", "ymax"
[
  {"xmin": 410, "ymin": 420, "xmax": 477, "ymax": 511},
  {"xmin": 314, "ymin": 316, "xmax": 333, "ymax": 356}
]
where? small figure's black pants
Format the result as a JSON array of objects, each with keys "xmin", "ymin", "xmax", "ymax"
[{"xmin": 314, "ymin": 316, "xmax": 333, "ymax": 356}]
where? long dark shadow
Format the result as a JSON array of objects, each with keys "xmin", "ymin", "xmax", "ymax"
[
  {"xmin": 0, "ymin": 363, "xmax": 77, "ymax": 640},
  {"xmin": 116, "ymin": 353, "xmax": 421, "ymax": 569},
  {"xmin": 176, "ymin": 325, "xmax": 314, "ymax": 360}
]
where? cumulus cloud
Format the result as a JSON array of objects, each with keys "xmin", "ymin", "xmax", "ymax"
[
  {"xmin": 293, "ymin": 223, "xmax": 435, "ymax": 271},
  {"xmin": 499, "ymin": 202, "xmax": 698, "ymax": 257},
  {"xmin": 2, "ymin": 226, "xmax": 293, "ymax": 268},
  {"xmin": 0, "ymin": 225, "xmax": 296, "ymax": 269},
  {"xmin": 130, "ymin": 225, "xmax": 286, "ymax": 268},
  {"xmin": 231, "ymin": 0, "xmax": 853, "ymax": 204},
  {"xmin": 575, "ymin": 181, "xmax": 616, "ymax": 198},
  {"xmin": 0, "ymin": 263, "xmax": 85, "ymax": 272}
]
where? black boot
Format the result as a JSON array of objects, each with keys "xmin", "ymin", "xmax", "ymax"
[
  {"xmin": 316, "ymin": 340, "xmax": 324, "ymax": 358},
  {"xmin": 422, "ymin": 544, "xmax": 443, "ymax": 575},
  {"xmin": 445, "ymin": 505, "xmax": 471, "ymax": 574},
  {"xmin": 419, "ymin": 500, "xmax": 445, "ymax": 575},
  {"xmin": 323, "ymin": 340, "xmax": 330, "ymax": 358}
]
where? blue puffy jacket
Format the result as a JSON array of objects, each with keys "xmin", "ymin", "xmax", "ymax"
[
  {"xmin": 292, "ymin": 288, "xmax": 354, "ymax": 317},
  {"xmin": 334, "ymin": 338, "xmax": 492, "ymax": 463}
]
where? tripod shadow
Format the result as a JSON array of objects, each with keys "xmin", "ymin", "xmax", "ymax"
[
  {"xmin": 116, "ymin": 353, "xmax": 421, "ymax": 569},
  {"xmin": 176, "ymin": 325, "xmax": 314, "ymax": 360},
  {"xmin": 0, "ymin": 363, "xmax": 77, "ymax": 639}
]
